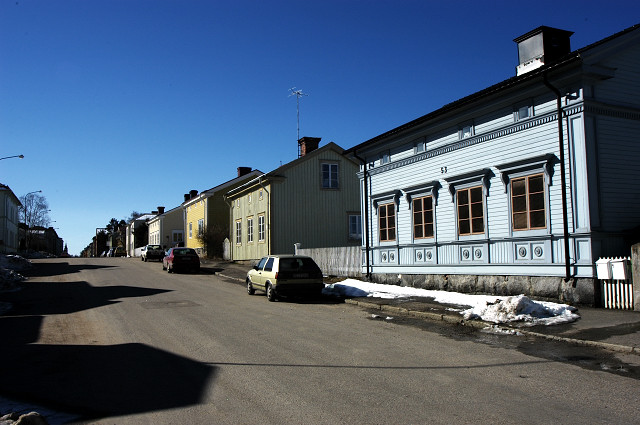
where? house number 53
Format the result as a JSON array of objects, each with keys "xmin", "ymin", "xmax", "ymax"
[{"xmin": 441, "ymin": 166, "xmax": 448, "ymax": 174}]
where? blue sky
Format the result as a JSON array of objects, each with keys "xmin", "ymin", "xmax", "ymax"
[{"xmin": 1, "ymin": 0, "xmax": 639, "ymax": 255}]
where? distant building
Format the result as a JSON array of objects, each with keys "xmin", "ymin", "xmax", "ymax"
[
  {"xmin": 0, "ymin": 183, "xmax": 22, "ymax": 253},
  {"xmin": 147, "ymin": 206, "xmax": 184, "ymax": 250}
]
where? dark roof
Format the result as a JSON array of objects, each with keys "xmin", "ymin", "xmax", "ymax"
[{"xmin": 345, "ymin": 23, "xmax": 640, "ymax": 154}]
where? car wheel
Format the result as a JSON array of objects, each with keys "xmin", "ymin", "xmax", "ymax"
[
  {"xmin": 247, "ymin": 280, "xmax": 255, "ymax": 295},
  {"xmin": 266, "ymin": 283, "xmax": 276, "ymax": 302}
]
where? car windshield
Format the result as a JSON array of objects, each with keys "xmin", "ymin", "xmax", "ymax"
[
  {"xmin": 279, "ymin": 257, "xmax": 321, "ymax": 273},
  {"xmin": 174, "ymin": 248, "xmax": 196, "ymax": 255}
]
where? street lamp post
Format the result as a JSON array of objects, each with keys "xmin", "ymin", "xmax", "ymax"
[{"xmin": 0, "ymin": 154, "xmax": 24, "ymax": 161}]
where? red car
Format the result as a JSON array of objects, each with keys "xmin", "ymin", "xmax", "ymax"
[{"xmin": 162, "ymin": 248, "xmax": 200, "ymax": 273}]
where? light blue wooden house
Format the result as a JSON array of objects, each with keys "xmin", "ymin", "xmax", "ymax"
[{"xmin": 345, "ymin": 24, "xmax": 640, "ymax": 305}]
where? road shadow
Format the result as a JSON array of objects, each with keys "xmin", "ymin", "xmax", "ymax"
[
  {"xmin": 1, "ymin": 280, "xmax": 171, "ymax": 316},
  {"xmin": 21, "ymin": 261, "xmax": 115, "ymax": 278},
  {"xmin": 0, "ymin": 338, "xmax": 216, "ymax": 420}
]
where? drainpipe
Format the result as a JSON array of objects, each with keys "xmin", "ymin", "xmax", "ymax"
[
  {"xmin": 543, "ymin": 73, "xmax": 572, "ymax": 282},
  {"xmin": 257, "ymin": 176, "xmax": 271, "ymax": 255},
  {"xmin": 352, "ymin": 151, "xmax": 371, "ymax": 279}
]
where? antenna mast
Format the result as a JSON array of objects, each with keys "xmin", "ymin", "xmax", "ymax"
[{"xmin": 289, "ymin": 87, "xmax": 308, "ymax": 144}]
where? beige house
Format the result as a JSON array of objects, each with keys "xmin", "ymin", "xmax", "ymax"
[
  {"xmin": 0, "ymin": 183, "xmax": 22, "ymax": 253},
  {"xmin": 147, "ymin": 206, "xmax": 184, "ymax": 250},
  {"xmin": 226, "ymin": 138, "xmax": 361, "ymax": 262}
]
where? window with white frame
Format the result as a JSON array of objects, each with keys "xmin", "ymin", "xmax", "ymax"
[
  {"xmin": 322, "ymin": 163, "xmax": 339, "ymax": 189},
  {"xmin": 247, "ymin": 217, "xmax": 254, "ymax": 243},
  {"xmin": 197, "ymin": 219, "xmax": 204, "ymax": 237},
  {"xmin": 258, "ymin": 214, "xmax": 265, "ymax": 241},
  {"xmin": 189, "ymin": 222, "xmax": 193, "ymax": 238},
  {"xmin": 380, "ymin": 152, "xmax": 390, "ymax": 165},
  {"xmin": 348, "ymin": 214, "xmax": 361, "ymax": 240},
  {"xmin": 235, "ymin": 220, "xmax": 242, "ymax": 245}
]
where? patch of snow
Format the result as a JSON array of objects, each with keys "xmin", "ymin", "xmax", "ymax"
[{"xmin": 323, "ymin": 279, "xmax": 579, "ymax": 326}]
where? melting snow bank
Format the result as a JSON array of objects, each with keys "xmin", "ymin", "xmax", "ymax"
[
  {"xmin": 323, "ymin": 279, "xmax": 579, "ymax": 326},
  {"xmin": 0, "ymin": 254, "xmax": 30, "ymax": 292}
]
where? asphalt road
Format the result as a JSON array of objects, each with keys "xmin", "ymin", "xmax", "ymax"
[{"xmin": 2, "ymin": 257, "xmax": 639, "ymax": 424}]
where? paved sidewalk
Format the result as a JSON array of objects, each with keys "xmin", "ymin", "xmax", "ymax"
[{"xmin": 203, "ymin": 259, "xmax": 640, "ymax": 355}]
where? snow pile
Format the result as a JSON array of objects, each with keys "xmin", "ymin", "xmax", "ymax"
[
  {"xmin": 323, "ymin": 279, "xmax": 579, "ymax": 326},
  {"xmin": 0, "ymin": 254, "xmax": 32, "ymax": 272},
  {"xmin": 462, "ymin": 294, "xmax": 579, "ymax": 326},
  {"xmin": 0, "ymin": 254, "xmax": 30, "ymax": 292}
]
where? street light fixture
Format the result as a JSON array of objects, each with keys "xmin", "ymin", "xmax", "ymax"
[{"xmin": 0, "ymin": 154, "xmax": 24, "ymax": 161}]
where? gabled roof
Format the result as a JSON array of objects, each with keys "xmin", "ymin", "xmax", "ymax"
[
  {"xmin": 345, "ymin": 23, "xmax": 640, "ymax": 154},
  {"xmin": 183, "ymin": 169, "xmax": 264, "ymax": 207},
  {"xmin": 226, "ymin": 142, "xmax": 351, "ymax": 197},
  {"xmin": 0, "ymin": 183, "xmax": 22, "ymax": 207}
]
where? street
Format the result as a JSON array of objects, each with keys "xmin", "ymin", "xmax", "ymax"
[{"xmin": 1, "ymin": 258, "xmax": 639, "ymax": 424}]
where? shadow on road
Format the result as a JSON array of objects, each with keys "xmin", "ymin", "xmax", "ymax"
[
  {"xmin": 0, "ymin": 338, "xmax": 216, "ymax": 420},
  {"xmin": 0, "ymin": 275, "xmax": 215, "ymax": 420},
  {"xmin": 1, "ymin": 280, "xmax": 172, "ymax": 316},
  {"xmin": 21, "ymin": 261, "xmax": 115, "ymax": 278}
]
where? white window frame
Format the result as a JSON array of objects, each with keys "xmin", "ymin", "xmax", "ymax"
[
  {"xmin": 235, "ymin": 220, "xmax": 242, "ymax": 245},
  {"xmin": 258, "ymin": 214, "xmax": 265, "ymax": 242},
  {"xmin": 247, "ymin": 217, "xmax": 254, "ymax": 243},
  {"xmin": 197, "ymin": 219, "xmax": 204, "ymax": 237},
  {"xmin": 321, "ymin": 162, "xmax": 339, "ymax": 189}
]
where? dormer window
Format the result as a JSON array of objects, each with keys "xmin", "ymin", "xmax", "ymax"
[
  {"xmin": 515, "ymin": 104, "xmax": 533, "ymax": 121},
  {"xmin": 460, "ymin": 125, "xmax": 473, "ymax": 139}
]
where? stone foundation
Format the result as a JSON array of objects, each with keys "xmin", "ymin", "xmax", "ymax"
[{"xmin": 370, "ymin": 273, "xmax": 597, "ymax": 306}]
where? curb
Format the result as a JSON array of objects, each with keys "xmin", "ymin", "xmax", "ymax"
[{"xmin": 345, "ymin": 299, "xmax": 640, "ymax": 356}]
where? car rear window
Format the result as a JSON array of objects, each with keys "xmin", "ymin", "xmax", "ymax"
[
  {"xmin": 174, "ymin": 248, "xmax": 196, "ymax": 255},
  {"xmin": 149, "ymin": 245, "xmax": 161, "ymax": 249},
  {"xmin": 278, "ymin": 257, "xmax": 321, "ymax": 273}
]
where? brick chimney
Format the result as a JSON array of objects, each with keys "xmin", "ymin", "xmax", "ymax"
[
  {"xmin": 514, "ymin": 26, "xmax": 573, "ymax": 76},
  {"xmin": 237, "ymin": 167, "xmax": 252, "ymax": 177},
  {"xmin": 298, "ymin": 137, "xmax": 321, "ymax": 157},
  {"xmin": 184, "ymin": 194, "xmax": 190, "ymax": 203},
  {"xmin": 157, "ymin": 206, "xmax": 165, "ymax": 215},
  {"xmin": 189, "ymin": 189, "xmax": 198, "ymax": 199}
]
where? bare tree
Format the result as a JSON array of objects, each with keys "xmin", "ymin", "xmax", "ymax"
[
  {"xmin": 19, "ymin": 192, "xmax": 50, "ymax": 228},
  {"xmin": 196, "ymin": 224, "xmax": 227, "ymax": 259}
]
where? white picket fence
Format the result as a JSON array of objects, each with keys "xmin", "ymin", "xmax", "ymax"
[{"xmin": 596, "ymin": 257, "xmax": 634, "ymax": 310}]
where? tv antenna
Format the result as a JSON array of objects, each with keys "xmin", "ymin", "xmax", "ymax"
[{"xmin": 289, "ymin": 87, "xmax": 308, "ymax": 142}]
